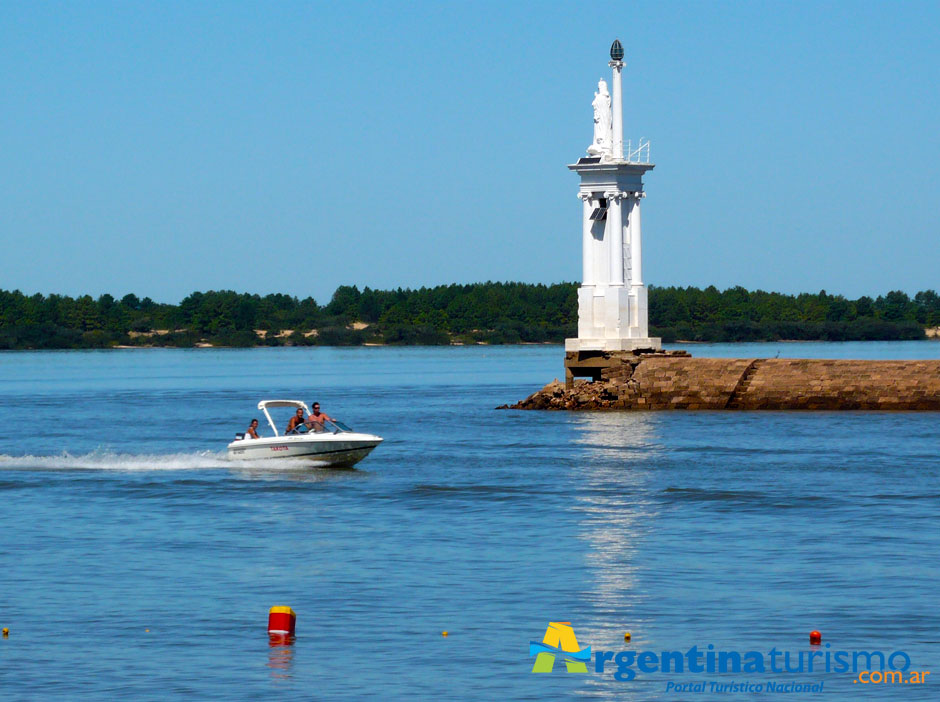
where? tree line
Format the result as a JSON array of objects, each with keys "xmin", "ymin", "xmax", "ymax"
[
  {"xmin": 0, "ymin": 283, "xmax": 937, "ymax": 349},
  {"xmin": 649, "ymin": 286, "xmax": 937, "ymax": 343}
]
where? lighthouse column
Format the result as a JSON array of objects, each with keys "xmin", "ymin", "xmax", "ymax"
[
  {"xmin": 625, "ymin": 191, "xmax": 649, "ymax": 337},
  {"xmin": 630, "ymin": 192, "xmax": 644, "ymax": 286},
  {"xmin": 579, "ymin": 193, "xmax": 594, "ymax": 285},
  {"xmin": 576, "ymin": 192, "xmax": 598, "ymax": 338},
  {"xmin": 607, "ymin": 191, "xmax": 624, "ymax": 286},
  {"xmin": 602, "ymin": 190, "xmax": 628, "ymax": 338},
  {"xmin": 610, "ymin": 60, "xmax": 624, "ymax": 160}
]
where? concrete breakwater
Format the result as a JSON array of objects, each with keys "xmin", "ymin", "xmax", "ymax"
[{"xmin": 504, "ymin": 352, "xmax": 940, "ymax": 410}]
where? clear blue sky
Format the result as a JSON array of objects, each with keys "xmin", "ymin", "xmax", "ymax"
[{"xmin": 2, "ymin": 1, "xmax": 938, "ymax": 304}]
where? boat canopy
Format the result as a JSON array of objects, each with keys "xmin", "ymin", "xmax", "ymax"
[
  {"xmin": 257, "ymin": 399, "xmax": 310, "ymax": 436},
  {"xmin": 257, "ymin": 400, "xmax": 309, "ymax": 411}
]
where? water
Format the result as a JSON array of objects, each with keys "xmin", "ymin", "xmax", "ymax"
[{"xmin": 0, "ymin": 342, "xmax": 938, "ymax": 700}]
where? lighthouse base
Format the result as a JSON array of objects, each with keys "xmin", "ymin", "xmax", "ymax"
[
  {"xmin": 564, "ymin": 337, "xmax": 662, "ymax": 353},
  {"xmin": 561, "ymin": 345, "xmax": 665, "ymax": 390}
]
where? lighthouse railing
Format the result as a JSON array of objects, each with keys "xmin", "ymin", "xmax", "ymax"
[{"xmin": 624, "ymin": 139, "xmax": 650, "ymax": 164}]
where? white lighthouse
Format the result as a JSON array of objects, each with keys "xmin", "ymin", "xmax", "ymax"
[{"xmin": 565, "ymin": 40, "xmax": 661, "ymax": 354}]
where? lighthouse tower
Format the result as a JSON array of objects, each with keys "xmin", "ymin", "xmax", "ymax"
[{"xmin": 565, "ymin": 40, "xmax": 660, "ymax": 354}]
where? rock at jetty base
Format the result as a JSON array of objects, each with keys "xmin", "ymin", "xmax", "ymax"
[{"xmin": 501, "ymin": 356, "xmax": 940, "ymax": 411}]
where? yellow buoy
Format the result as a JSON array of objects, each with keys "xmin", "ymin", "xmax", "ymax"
[
  {"xmin": 2, "ymin": 628, "xmax": 8, "ymax": 638},
  {"xmin": 624, "ymin": 632, "xmax": 631, "ymax": 642},
  {"xmin": 441, "ymin": 631, "xmax": 449, "ymax": 637}
]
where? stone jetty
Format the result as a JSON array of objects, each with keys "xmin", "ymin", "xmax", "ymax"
[{"xmin": 503, "ymin": 351, "xmax": 940, "ymax": 411}]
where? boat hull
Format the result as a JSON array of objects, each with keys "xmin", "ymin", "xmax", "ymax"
[{"xmin": 227, "ymin": 433, "xmax": 383, "ymax": 467}]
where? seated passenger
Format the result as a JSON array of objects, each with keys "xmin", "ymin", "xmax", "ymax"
[
  {"xmin": 305, "ymin": 401, "xmax": 334, "ymax": 432},
  {"xmin": 285, "ymin": 408, "xmax": 306, "ymax": 434},
  {"xmin": 246, "ymin": 419, "xmax": 260, "ymax": 440}
]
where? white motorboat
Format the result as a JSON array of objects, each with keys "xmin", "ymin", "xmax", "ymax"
[{"xmin": 227, "ymin": 400, "xmax": 383, "ymax": 466}]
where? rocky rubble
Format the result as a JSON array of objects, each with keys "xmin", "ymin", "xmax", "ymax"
[{"xmin": 498, "ymin": 378, "xmax": 625, "ymax": 410}]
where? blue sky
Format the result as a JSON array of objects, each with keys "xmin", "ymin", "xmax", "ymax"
[{"xmin": 1, "ymin": 1, "xmax": 938, "ymax": 304}]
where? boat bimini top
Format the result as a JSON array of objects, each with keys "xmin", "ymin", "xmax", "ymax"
[{"xmin": 258, "ymin": 399, "xmax": 309, "ymax": 437}]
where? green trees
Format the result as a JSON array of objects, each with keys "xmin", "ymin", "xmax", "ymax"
[
  {"xmin": 0, "ymin": 283, "xmax": 937, "ymax": 348},
  {"xmin": 647, "ymin": 286, "xmax": 934, "ymax": 342}
]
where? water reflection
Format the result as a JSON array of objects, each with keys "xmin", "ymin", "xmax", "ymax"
[
  {"xmin": 230, "ymin": 464, "xmax": 370, "ymax": 483},
  {"xmin": 571, "ymin": 413, "xmax": 663, "ymax": 696},
  {"xmin": 267, "ymin": 639, "xmax": 295, "ymax": 681}
]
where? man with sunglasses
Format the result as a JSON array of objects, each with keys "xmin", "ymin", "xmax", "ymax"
[{"xmin": 305, "ymin": 401, "xmax": 334, "ymax": 432}]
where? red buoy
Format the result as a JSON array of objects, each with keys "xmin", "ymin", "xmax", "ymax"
[
  {"xmin": 809, "ymin": 630, "xmax": 821, "ymax": 645},
  {"xmin": 268, "ymin": 606, "xmax": 296, "ymax": 639}
]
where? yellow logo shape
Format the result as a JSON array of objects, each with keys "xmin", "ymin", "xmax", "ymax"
[{"xmin": 530, "ymin": 622, "xmax": 589, "ymax": 673}]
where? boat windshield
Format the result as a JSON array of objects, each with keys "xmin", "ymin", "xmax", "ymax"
[{"xmin": 289, "ymin": 419, "xmax": 352, "ymax": 435}]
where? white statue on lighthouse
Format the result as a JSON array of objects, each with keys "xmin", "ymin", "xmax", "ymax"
[
  {"xmin": 565, "ymin": 40, "xmax": 661, "ymax": 353},
  {"xmin": 587, "ymin": 79, "xmax": 612, "ymax": 158}
]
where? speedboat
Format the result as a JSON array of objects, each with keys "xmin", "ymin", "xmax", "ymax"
[{"xmin": 227, "ymin": 400, "xmax": 383, "ymax": 466}]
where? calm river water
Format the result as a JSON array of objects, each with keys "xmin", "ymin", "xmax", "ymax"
[{"xmin": 0, "ymin": 343, "xmax": 937, "ymax": 700}]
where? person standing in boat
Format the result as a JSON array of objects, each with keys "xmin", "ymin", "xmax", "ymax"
[{"xmin": 305, "ymin": 401, "xmax": 334, "ymax": 431}]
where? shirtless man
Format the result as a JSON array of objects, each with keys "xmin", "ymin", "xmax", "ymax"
[
  {"xmin": 305, "ymin": 401, "xmax": 334, "ymax": 431},
  {"xmin": 246, "ymin": 419, "xmax": 260, "ymax": 440},
  {"xmin": 285, "ymin": 407, "xmax": 306, "ymax": 434}
]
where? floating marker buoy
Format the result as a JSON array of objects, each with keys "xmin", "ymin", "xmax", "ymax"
[
  {"xmin": 2, "ymin": 628, "xmax": 8, "ymax": 638},
  {"xmin": 624, "ymin": 632, "xmax": 631, "ymax": 642},
  {"xmin": 809, "ymin": 630, "xmax": 821, "ymax": 645},
  {"xmin": 268, "ymin": 606, "xmax": 296, "ymax": 638},
  {"xmin": 442, "ymin": 631, "xmax": 448, "ymax": 637}
]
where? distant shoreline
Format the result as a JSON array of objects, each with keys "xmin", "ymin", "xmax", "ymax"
[
  {"xmin": 4, "ymin": 337, "xmax": 938, "ymax": 351},
  {"xmin": 2, "ymin": 283, "xmax": 937, "ymax": 350}
]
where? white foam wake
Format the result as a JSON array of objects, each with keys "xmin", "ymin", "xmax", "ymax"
[{"xmin": 0, "ymin": 450, "xmax": 324, "ymax": 472}]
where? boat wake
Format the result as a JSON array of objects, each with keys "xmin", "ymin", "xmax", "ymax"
[{"xmin": 0, "ymin": 450, "xmax": 329, "ymax": 472}]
